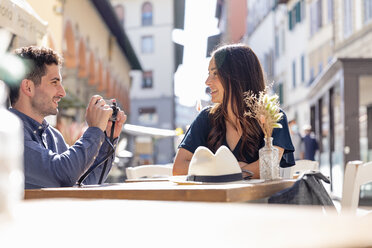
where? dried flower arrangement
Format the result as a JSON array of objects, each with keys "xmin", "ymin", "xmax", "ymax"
[{"xmin": 243, "ymin": 89, "xmax": 283, "ymax": 138}]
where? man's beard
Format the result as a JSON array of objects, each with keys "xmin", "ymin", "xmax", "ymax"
[{"xmin": 31, "ymin": 98, "xmax": 58, "ymax": 117}]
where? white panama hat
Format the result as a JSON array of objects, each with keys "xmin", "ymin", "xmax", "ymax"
[{"xmin": 172, "ymin": 146, "xmax": 257, "ymax": 184}]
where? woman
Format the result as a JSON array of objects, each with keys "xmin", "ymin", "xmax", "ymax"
[{"xmin": 173, "ymin": 44, "xmax": 295, "ymax": 178}]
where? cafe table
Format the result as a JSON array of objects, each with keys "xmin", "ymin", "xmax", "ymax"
[
  {"xmin": 24, "ymin": 179, "xmax": 295, "ymax": 202},
  {"xmin": 1, "ymin": 199, "xmax": 372, "ymax": 248}
]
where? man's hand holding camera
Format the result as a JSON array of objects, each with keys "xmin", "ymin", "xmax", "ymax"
[
  {"xmin": 86, "ymin": 95, "xmax": 127, "ymax": 139},
  {"xmin": 106, "ymin": 100, "xmax": 127, "ymax": 139}
]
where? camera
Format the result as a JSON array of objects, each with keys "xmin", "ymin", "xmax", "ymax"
[
  {"xmin": 109, "ymin": 99, "xmax": 119, "ymax": 122},
  {"xmin": 95, "ymin": 98, "xmax": 119, "ymax": 121}
]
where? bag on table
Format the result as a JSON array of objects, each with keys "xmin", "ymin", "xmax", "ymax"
[{"xmin": 268, "ymin": 171, "xmax": 335, "ymax": 208}]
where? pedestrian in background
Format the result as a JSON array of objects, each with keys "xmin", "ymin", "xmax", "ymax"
[
  {"xmin": 288, "ymin": 119, "xmax": 303, "ymax": 160},
  {"xmin": 302, "ymin": 125, "xmax": 318, "ymax": 161}
]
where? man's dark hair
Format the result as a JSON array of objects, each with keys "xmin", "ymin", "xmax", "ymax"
[{"xmin": 9, "ymin": 46, "xmax": 63, "ymax": 105}]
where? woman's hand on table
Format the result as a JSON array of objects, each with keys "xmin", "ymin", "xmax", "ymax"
[{"xmin": 238, "ymin": 161, "xmax": 260, "ymax": 179}]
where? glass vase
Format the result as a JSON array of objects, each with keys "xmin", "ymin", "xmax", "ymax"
[{"xmin": 259, "ymin": 137, "xmax": 280, "ymax": 180}]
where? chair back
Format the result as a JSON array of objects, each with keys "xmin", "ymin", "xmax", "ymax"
[
  {"xmin": 341, "ymin": 160, "xmax": 372, "ymax": 213},
  {"xmin": 289, "ymin": 160, "xmax": 319, "ymax": 179},
  {"xmin": 126, "ymin": 164, "xmax": 173, "ymax": 179}
]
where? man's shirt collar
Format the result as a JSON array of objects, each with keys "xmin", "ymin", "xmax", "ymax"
[{"xmin": 9, "ymin": 108, "xmax": 49, "ymax": 134}]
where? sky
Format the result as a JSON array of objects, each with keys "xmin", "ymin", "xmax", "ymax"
[{"xmin": 173, "ymin": 0, "xmax": 219, "ymax": 107}]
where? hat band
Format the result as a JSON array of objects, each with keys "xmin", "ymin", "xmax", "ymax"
[{"xmin": 186, "ymin": 173, "xmax": 243, "ymax": 183}]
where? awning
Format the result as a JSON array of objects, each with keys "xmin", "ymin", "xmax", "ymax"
[
  {"xmin": 0, "ymin": 0, "xmax": 47, "ymax": 44},
  {"xmin": 123, "ymin": 124, "xmax": 177, "ymax": 138}
]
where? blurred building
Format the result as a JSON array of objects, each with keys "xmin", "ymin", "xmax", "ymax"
[
  {"xmin": 26, "ymin": 0, "xmax": 141, "ymax": 127},
  {"xmin": 281, "ymin": 0, "xmax": 309, "ymax": 126},
  {"xmin": 207, "ymin": 0, "xmax": 247, "ymax": 56},
  {"xmin": 111, "ymin": 0, "xmax": 185, "ymax": 165},
  {"xmin": 240, "ymin": 0, "xmax": 309, "ymax": 128},
  {"xmin": 206, "ymin": 0, "xmax": 372, "ymax": 199},
  {"xmin": 244, "ymin": 1, "xmax": 286, "ymax": 108},
  {"xmin": 175, "ymin": 97, "xmax": 211, "ymax": 130},
  {"xmin": 301, "ymin": 0, "xmax": 337, "ymax": 193},
  {"xmin": 243, "ymin": 0, "xmax": 372, "ymax": 198},
  {"xmin": 307, "ymin": 0, "xmax": 372, "ymax": 199}
]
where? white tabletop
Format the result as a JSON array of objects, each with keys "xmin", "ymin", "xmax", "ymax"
[{"xmin": 1, "ymin": 199, "xmax": 371, "ymax": 248}]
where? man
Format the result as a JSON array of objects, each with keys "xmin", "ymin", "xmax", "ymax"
[
  {"xmin": 8, "ymin": 46, "xmax": 126, "ymax": 189},
  {"xmin": 301, "ymin": 125, "xmax": 319, "ymax": 161}
]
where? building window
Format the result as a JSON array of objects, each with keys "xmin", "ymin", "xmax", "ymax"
[
  {"xmin": 317, "ymin": 0, "xmax": 323, "ymax": 28},
  {"xmin": 310, "ymin": 2, "xmax": 316, "ymax": 35},
  {"xmin": 274, "ymin": 82, "xmax": 284, "ymax": 105},
  {"xmin": 114, "ymin": 4, "xmax": 125, "ymax": 27},
  {"xmin": 364, "ymin": 0, "xmax": 372, "ymax": 24},
  {"xmin": 264, "ymin": 51, "xmax": 274, "ymax": 78},
  {"xmin": 318, "ymin": 62, "xmax": 323, "ymax": 74},
  {"xmin": 327, "ymin": 0, "xmax": 334, "ymax": 24},
  {"xmin": 310, "ymin": 0, "xmax": 323, "ymax": 36},
  {"xmin": 275, "ymin": 33, "xmax": 279, "ymax": 58},
  {"xmin": 281, "ymin": 28, "xmax": 285, "ymax": 53},
  {"xmin": 328, "ymin": 56, "xmax": 333, "ymax": 64},
  {"xmin": 138, "ymin": 107, "xmax": 158, "ymax": 125},
  {"xmin": 275, "ymin": 27, "xmax": 286, "ymax": 57},
  {"xmin": 301, "ymin": 55, "xmax": 305, "ymax": 83},
  {"xmin": 141, "ymin": 36, "xmax": 154, "ymax": 53},
  {"xmin": 142, "ymin": 71, "xmax": 153, "ymax": 88},
  {"xmin": 288, "ymin": 0, "xmax": 305, "ymax": 31},
  {"xmin": 141, "ymin": 2, "xmax": 153, "ymax": 26},
  {"xmin": 343, "ymin": 0, "xmax": 353, "ymax": 38},
  {"xmin": 292, "ymin": 60, "xmax": 296, "ymax": 88},
  {"xmin": 295, "ymin": 1, "xmax": 301, "ymax": 23},
  {"xmin": 278, "ymin": 83, "xmax": 283, "ymax": 105},
  {"xmin": 310, "ymin": 67, "xmax": 315, "ymax": 84},
  {"xmin": 247, "ymin": 0, "xmax": 276, "ymax": 35},
  {"xmin": 301, "ymin": 0, "xmax": 306, "ymax": 19}
]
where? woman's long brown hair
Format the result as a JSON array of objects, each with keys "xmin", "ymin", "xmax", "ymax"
[{"xmin": 207, "ymin": 44, "xmax": 265, "ymax": 160}]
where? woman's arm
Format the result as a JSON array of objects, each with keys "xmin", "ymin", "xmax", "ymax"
[
  {"xmin": 173, "ymin": 148, "xmax": 194, "ymax": 175},
  {"xmin": 239, "ymin": 146, "xmax": 284, "ymax": 179}
]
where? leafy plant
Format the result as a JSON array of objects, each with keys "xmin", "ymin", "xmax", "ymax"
[
  {"xmin": 58, "ymin": 89, "xmax": 86, "ymax": 110},
  {"xmin": 243, "ymin": 89, "xmax": 283, "ymax": 138}
]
